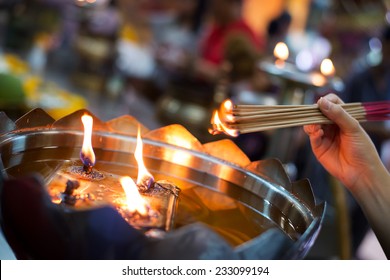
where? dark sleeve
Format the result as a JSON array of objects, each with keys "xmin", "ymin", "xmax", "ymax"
[{"xmin": 341, "ymin": 71, "xmax": 364, "ymax": 103}]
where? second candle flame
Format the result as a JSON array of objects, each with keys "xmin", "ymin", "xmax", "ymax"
[
  {"xmin": 120, "ymin": 176, "xmax": 149, "ymax": 216},
  {"xmin": 135, "ymin": 127, "xmax": 154, "ymax": 190},
  {"xmin": 80, "ymin": 114, "xmax": 96, "ymax": 173}
]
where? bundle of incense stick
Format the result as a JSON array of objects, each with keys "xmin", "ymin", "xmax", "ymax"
[{"xmin": 209, "ymin": 99, "xmax": 390, "ymax": 136}]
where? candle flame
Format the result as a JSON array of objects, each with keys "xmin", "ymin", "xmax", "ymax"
[
  {"xmin": 274, "ymin": 42, "xmax": 289, "ymax": 67},
  {"xmin": 135, "ymin": 127, "xmax": 154, "ymax": 189},
  {"xmin": 209, "ymin": 110, "xmax": 239, "ymax": 137},
  {"xmin": 120, "ymin": 176, "xmax": 149, "ymax": 216},
  {"xmin": 320, "ymin": 58, "xmax": 335, "ymax": 77},
  {"xmin": 80, "ymin": 114, "xmax": 96, "ymax": 170}
]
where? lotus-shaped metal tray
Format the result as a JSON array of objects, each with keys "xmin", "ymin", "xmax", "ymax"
[{"xmin": 0, "ymin": 108, "xmax": 325, "ymax": 259}]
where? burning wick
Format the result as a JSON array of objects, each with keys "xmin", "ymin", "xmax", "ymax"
[
  {"xmin": 135, "ymin": 127, "xmax": 154, "ymax": 191},
  {"xmin": 68, "ymin": 114, "xmax": 103, "ymax": 180},
  {"xmin": 80, "ymin": 114, "xmax": 96, "ymax": 174},
  {"xmin": 120, "ymin": 176, "xmax": 149, "ymax": 216}
]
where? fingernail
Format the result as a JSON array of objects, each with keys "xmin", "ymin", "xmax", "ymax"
[{"xmin": 320, "ymin": 97, "xmax": 331, "ymax": 111}]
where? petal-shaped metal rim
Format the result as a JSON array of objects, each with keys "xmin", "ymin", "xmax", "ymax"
[
  {"xmin": 106, "ymin": 115, "xmax": 149, "ymax": 136},
  {"xmin": 51, "ymin": 109, "xmax": 108, "ymax": 131},
  {"xmin": 0, "ymin": 112, "xmax": 16, "ymax": 134},
  {"xmin": 246, "ymin": 158, "xmax": 291, "ymax": 190},
  {"xmin": 15, "ymin": 108, "xmax": 55, "ymax": 130}
]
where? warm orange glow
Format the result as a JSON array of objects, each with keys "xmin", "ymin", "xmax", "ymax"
[
  {"xmin": 320, "ymin": 58, "xmax": 335, "ymax": 77},
  {"xmin": 210, "ymin": 110, "xmax": 239, "ymax": 137},
  {"xmin": 243, "ymin": 0, "xmax": 284, "ymax": 37},
  {"xmin": 223, "ymin": 99, "xmax": 233, "ymax": 111},
  {"xmin": 311, "ymin": 72, "xmax": 326, "ymax": 87},
  {"xmin": 222, "ymin": 99, "xmax": 235, "ymax": 123},
  {"xmin": 120, "ymin": 176, "xmax": 149, "ymax": 215},
  {"xmin": 165, "ymin": 134, "xmax": 194, "ymax": 150},
  {"xmin": 274, "ymin": 42, "xmax": 289, "ymax": 62},
  {"xmin": 80, "ymin": 114, "xmax": 96, "ymax": 167},
  {"xmin": 135, "ymin": 127, "xmax": 154, "ymax": 187}
]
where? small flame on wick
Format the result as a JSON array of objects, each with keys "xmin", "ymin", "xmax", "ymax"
[
  {"xmin": 274, "ymin": 42, "xmax": 289, "ymax": 67},
  {"xmin": 120, "ymin": 176, "xmax": 149, "ymax": 216},
  {"xmin": 320, "ymin": 58, "xmax": 335, "ymax": 77},
  {"xmin": 135, "ymin": 126, "xmax": 154, "ymax": 190},
  {"xmin": 209, "ymin": 110, "xmax": 239, "ymax": 137},
  {"xmin": 80, "ymin": 114, "xmax": 96, "ymax": 173}
]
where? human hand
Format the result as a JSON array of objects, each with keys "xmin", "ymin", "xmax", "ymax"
[
  {"xmin": 303, "ymin": 93, "xmax": 386, "ymax": 193},
  {"xmin": 304, "ymin": 94, "xmax": 390, "ymax": 258}
]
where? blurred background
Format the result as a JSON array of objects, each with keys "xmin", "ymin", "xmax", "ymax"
[{"xmin": 1, "ymin": 0, "xmax": 389, "ymax": 260}]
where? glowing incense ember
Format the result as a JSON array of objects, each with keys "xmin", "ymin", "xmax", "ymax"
[
  {"xmin": 120, "ymin": 176, "xmax": 149, "ymax": 216},
  {"xmin": 222, "ymin": 99, "xmax": 235, "ymax": 123},
  {"xmin": 80, "ymin": 114, "xmax": 96, "ymax": 174},
  {"xmin": 210, "ymin": 99, "xmax": 390, "ymax": 135},
  {"xmin": 135, "ymin": 127, "xmax": 154, "ymax": 191},
  {"xmin": 208, "ymin": 109, "xmax": 239, "ymax": 137},
  {"xmin": 274, "ymin": 42, "xmax": 289, "ymax": 68},
  {"xmin": 320, "ymin": 58, "xmax": 335, "ymax": 77}
]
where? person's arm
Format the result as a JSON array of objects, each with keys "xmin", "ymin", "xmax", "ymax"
[{"xmin": 304, "ymin": 94, "xmax": 390, "ymax": 259}]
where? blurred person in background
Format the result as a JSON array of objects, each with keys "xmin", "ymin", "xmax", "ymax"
[
  {"xmin": 266, "ymin": 10, "xmax": 291, "ymax": 55},
  {"xmin": 194, "ymin": 0, "xmax": 264, "ymax": 82},
  {"xmin": 154, "ymin": 0, "xmax": 265, "ymax": 142},
  {"xmin": 154, "ymin": 0, "xmax": 265, "ymax": 88}
]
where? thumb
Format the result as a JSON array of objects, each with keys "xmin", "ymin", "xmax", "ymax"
[{"xmin": 318, "ymin": 97, "xmax": 360, "ymax": 132}]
